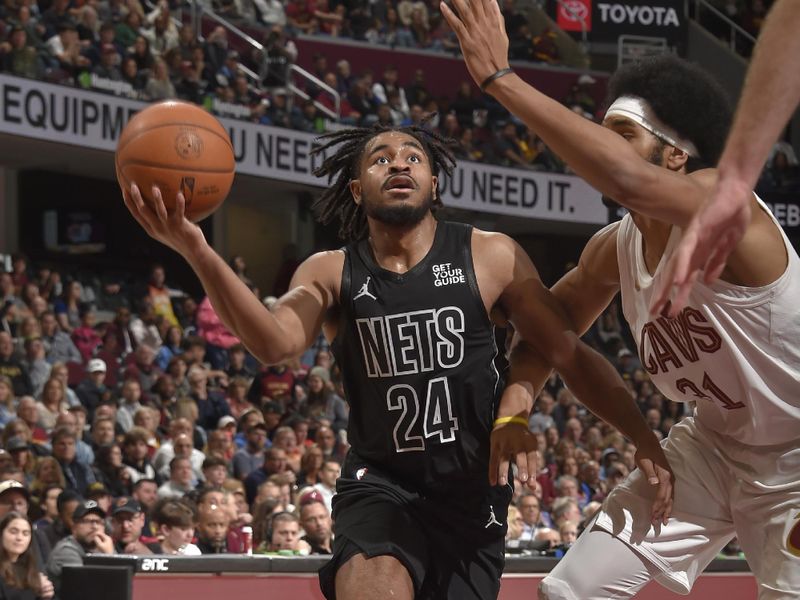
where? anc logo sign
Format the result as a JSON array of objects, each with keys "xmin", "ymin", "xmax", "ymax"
[{"xmin": 788, "ymin": 513, "xmax": 800, "ymax": 557}]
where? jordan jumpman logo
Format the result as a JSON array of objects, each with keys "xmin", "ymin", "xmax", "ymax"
[
  {"xmin": 485, "ymin": 505, "xmax": 502, "ymax": 529},
  {"xmin": 354, "ymin": 277, "xmax": 377, "ymax": 301}
]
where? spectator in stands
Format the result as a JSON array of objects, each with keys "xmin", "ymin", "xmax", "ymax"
[
  {"xmin": 263, "ymin": 511, "xmax": 309, "ymax": 553},
  {"xmin": 35, "ymin": 379, "xmax": 66, "ymax": 432},
  {"xmin": 46, "ymin": 500, "xmax": 114, "ymax": 594},
  {"xmin": 244, "ymin": 448, "xmax": 288, "ymax": 505},
  {"xmin": 33, "ymin": 483, "xmax": 64, "ymax": 531},
  {"xmin": 86, "ymin": 21, "xmax": 118, "ymax": 65},
  {"xmin": 131, "ymin": 479, "xmax": 158, "ymax": 535},
  {"xmin": 559, "ymin": 521, "xmax": 578, "ymax": 546},
  {"xmin": 92, "ymin": 42, "xmax": 122, "ymax": 80},
  {"xmin": 30, "ymin": 457, "xmax": 67, "ymax": 504},
  {"xmin": 46, "ymin": 21, "xmax": 91, "ymax": 75},
  {"xmin": 302, "ymin": 367, "xmax": 347, "ymax": 434},
  {"xmin": 17, "ymin": 399, "xmax": 47, "ymax": 445},
  {"xmin": 157, "ymin": 457, "xmax": 195, "ymax": 499},
  {"xmin": 298, "ymin": 491, "xmax": 332, "ymax": 554},
  {"xmin": 0, "ymin": 480, "xmax": 29, "ymax": 520},
  {"xmin": 121, "ymin": 427, "xmax": 158, "ymax": 485},
  {"xmin": 115, "ymin": 379, "xmax": 143, "ymax": 433},
  {"xmin": 534, "ymin": 527, "xmax": 561, "ymax": 549},
  {"xmin": 233, "ymin": 422, "xmax": 268, "ymax": 480},
  {"xmin": 494, "ymin": 121, "xmax": 532, "ymax": 169},
  {"xmin": 225, "ymin": 376, "xmax": 253, "ymax": 419},
  {"xmin": 158, "ymin": 432, "xmax": 203, "ymax": 484},
  {"xmin": 89, "ymin": 417, "xmax": 116, "ymax": 452},
  {"xmin": 249, "ymin": 364, "xmax": 294, "ymax": 406},
  {"xmin": 70, "ymin": 307, "xmax": 101, "ymax": 364},
  {"xmin": 54, "ymin": 411, "xmax": 94, "ymax": 466},
  {"xmin": 22, "ymin": 339, "xmax": 50, "ymax": 400},
  {"xmin": 313, "ymin": 425, "xmax": 339, "ymax": 462},
  {"xmin": 85, "ymin": 482, "xmax": 113, "ymax": 515},
  {"xmin": 36, "ymin": 489, "xmax": 81, "ymax": 565},
  {"xmin": 297, "ymin": 444, "xmax": 323, "ymax": 486},
  {"xmin": 0, "ymin": 517, "xmax": 43, "ymax": 600},
  {"xmin": 187, "ymin": 367, "xmax": 230, "ymax": 432},
  {"xmin": 0, "ymin": 332, "xmax": 32, "ymax": 397},
  {"xmin": 39, "ymin": 313, "xmax": 81, "ymax": 365},
  {"xmin": 517, "ymin": 492, "xmax": 546, "ymax": 540},
  {"xmin": 144, "ymin": 265, "xmax": 179, "ymax": 329},
  {"xmin": 259, "ymin": 25, "xmax": 296, "ymax": 89},
  {"xmin": 151, "ymin": 498, "xmax": 200, "ymax": 555},
  {"xmin": 52, "ymin": 282, "xmax": 83, "ymax": 335},
  {"xmin": 5, "ymin": 438, "xmax": 34, "ymax": 485},
  {"xmin": 123, "ymin": 344, "xmax": 162, "ymax": 398},
  {"xmin": 120, "ymin": 56, "xmax": 147, "ymax": 95},
  {"xmin": 252, "ymin": 0, "xmax": 287, "ymax": 27},
  {"xmin": 312, "ymin": 459, "xmax": 339, "ymax": 514},
  {"xmin": 0, "ymin": 377, "xmax": 14, "ymax": 427},
  {"xmin": 52, "ymin": 428, "xmax": 94, "ymax": 495},
  {"xmin": 144, "ymin": 8, "xmax": 178, "ymax": 58},
  {"xmin": 92, "ymin": 444, "xmax": 128, "ymax": 498},
  {"xmin": 75, "ymin": 359, "xmax": 109, "ymax": 418},
  {"xmin": 110, "ymin": 497, "xmax": 161, "ymax": 554},
  {"xmin": 197, "ymin": 295, "xmax": 240, "ymax": 371},
  {"xmin": 144, "ymin": 57, "xmax": 176, "ymax": 100},
  {"xmin": 202, "ymin": 456, "xmax": 228, "ymax": 489},
  {"xmin": 532, "ymin": 26, "xmax": 559, "ymax": 63},
  {"xmin": 0, "ymin": 25, "xmax": 43, "ymax": 79},
  {"xmin": 550, "ymin": 496, "xmax": 582, "ymax": 530},
  {"xmin": 377, "ymin": 7, "xmax": 414, "ymax": 47},
  {"xmin": 195, "ymin": 502, "xmax": 231, "ymax": 553}
]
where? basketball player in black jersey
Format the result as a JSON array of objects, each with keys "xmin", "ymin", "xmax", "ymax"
[{"xmin": 122, "ymin": 122, "xmax": 673, "ymax": 599}]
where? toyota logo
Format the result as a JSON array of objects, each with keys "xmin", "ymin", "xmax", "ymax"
[{"xmin": 560, "ymin": 0, "xmax": 589, "ymax": 22}]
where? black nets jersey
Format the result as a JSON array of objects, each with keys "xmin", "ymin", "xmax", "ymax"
[{"xmin": 331, "ymin": 221, "xmax": 504, "ymax": 497}]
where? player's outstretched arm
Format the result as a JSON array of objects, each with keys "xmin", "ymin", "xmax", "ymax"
[
  {"xmin": 122, "ymin": 183, "xmax": 339, "ymax": 364},
  {"xmin": 490, "ymin": 224, "xmax": 620, "ymax": 487},
  {"xmin": 652, "ymin": 0, "xmax": 800, "ymax": 317},
  {"xmin": 480, "ymin": 232, "xmax": 673, "ymax": 524},
  {"xmin": 440, "ymin": 0, "xmax": 707, "ymax": 227}
]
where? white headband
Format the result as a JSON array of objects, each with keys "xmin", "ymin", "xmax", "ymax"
[{"xmin": 605, "ymin": 96, "xmax": 699, "ymax": 158}]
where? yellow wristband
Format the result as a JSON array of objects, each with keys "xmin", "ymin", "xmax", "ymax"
[{"xmin": 493, "ymin": 416, "xmax": 529, "ymax": 428}]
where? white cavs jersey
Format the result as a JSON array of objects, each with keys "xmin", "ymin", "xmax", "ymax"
[
  {"xmin": 615, "ymin": 199, "xmax": 800, "ymax": 448},
  {"xmin": 581, "ymin": 199, "xmax": 800, "ymax": 597}
]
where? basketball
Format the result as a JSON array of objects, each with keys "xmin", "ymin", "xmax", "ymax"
[{"xmin": 115, "ymin": 100, "xmax": 235, "ymax": 223}]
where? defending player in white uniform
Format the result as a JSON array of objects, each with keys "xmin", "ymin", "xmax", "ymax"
[{"xmin": 441, "ymin": 1, "xmax": 800, "ymax": 597}]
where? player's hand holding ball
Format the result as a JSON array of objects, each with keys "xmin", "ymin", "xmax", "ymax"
[{"xmin": 117, "ymin": 101, "xmax": 235, "ymax": 257}]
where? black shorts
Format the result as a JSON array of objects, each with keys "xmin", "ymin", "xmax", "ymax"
[{"xmin": 318, "ymin": 452, "xmax": 512, "ymax": 600}]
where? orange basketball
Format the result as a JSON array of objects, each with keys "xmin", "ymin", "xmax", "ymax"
[{"xmin": 116, "ymin": 100, "xmax": 235, "ymax": 223}]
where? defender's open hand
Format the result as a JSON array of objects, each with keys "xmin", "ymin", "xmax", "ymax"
[{"xmin": 440, "ymin": 0, "xmax": 511, "ymax": 91}]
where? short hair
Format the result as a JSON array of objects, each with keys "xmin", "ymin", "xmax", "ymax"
[
  {"xmin": 51, "ymin": 427, "xmax": 76, "ymax": 444},
  {"xmin": 202, "ymin": 456, "xmax": 227, "ymax": 471},
  {"xmin": 551, "ymin": 497, "xmax": 579, "ymax": 523},
  {"xmin": 132, "ymin": 478, "xmax": 157, "ymax": 492},
  {"xmin": 169, "ymin": 456, "xmax": 191, "ymax": 471},
  {"xmin": 605, "ymin": 55, "xmax": 732, "ymax": 171},
  {"xmin": 92, "ymin": 416, "xmax": 115, "ymax": 431},
  {"xmin": 555, "ymin": 474, "xmax": 579, "ymax": 492},
  {"xmin": 123, "ymin": 427, "xmax": 149, "ymax": 447},
  {"xmin": 56, "ymin": 489, "xmax": 82, "ymax": 515},
  {"xmin": 151, "ymin": 498, "xmax": 195, "ymax": 529},
  {"xmin": 310, "ymin": 120, "xmax": 456, "ymax": 241}
]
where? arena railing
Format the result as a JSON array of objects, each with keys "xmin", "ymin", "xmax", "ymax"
[
  {"xmin": 190, "ymin": 1, "xmax": 342, "ymax": 121},
  {"xmin": 687, "ymin": 0, "xmax": 757, "ymax": 56}
]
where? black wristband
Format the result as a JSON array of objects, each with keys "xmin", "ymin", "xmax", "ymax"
[{"xmin": 480, "ymin": 68, "xmax": 514, "ymax": 93}]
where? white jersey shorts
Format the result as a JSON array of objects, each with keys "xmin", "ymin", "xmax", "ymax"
[{"xmin": 593, "ymin": 417, "xmax": 800, "ymax": 597}]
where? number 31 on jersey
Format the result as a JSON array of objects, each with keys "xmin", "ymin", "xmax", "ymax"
[{"xmin": 387, "ymin": 376, "xmax": 459, "ymax": 452}]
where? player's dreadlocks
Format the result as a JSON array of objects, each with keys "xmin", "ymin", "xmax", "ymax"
[{"xmin": 310, "ymin": 120, "xmax": 456, "ymax": 242}]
